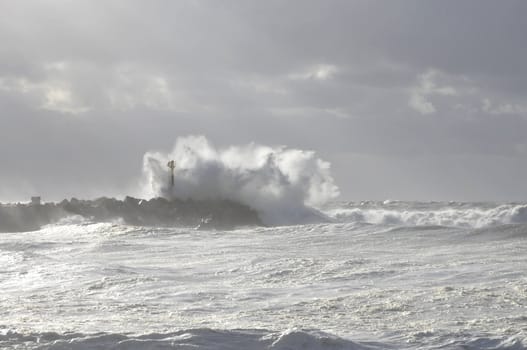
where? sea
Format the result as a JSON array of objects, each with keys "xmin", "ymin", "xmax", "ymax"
[{"xmin": 1, "ymin": 200, "xmax": 526, "ymax": 349}]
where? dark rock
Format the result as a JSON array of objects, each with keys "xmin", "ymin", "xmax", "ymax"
[{"xmin": 0, "ymin": 197, "xmax": 264, "ymax": 233}]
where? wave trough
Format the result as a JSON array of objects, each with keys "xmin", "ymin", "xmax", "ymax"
[{"xmin": 0, "ymin": 329, "xmax": 380, "ymax": 350}]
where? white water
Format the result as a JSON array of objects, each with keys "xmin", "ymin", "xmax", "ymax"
[
  {"xmin": 1, "ymin": 201, "xmax": 526, "ymax": 349},
  {"xmin": 328, "ymin": 201, "xmax": 527, "ymax": 227}
]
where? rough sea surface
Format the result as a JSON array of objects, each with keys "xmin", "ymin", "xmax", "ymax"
[{"xmin": 1, "ymin": 201, "xmax": 526, "ymax": 349}]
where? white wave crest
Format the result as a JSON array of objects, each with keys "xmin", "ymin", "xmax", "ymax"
[
  {"xmin": 328, "ymin": 204, "xmax": 527, "ymax": 228},
  {"xmin": 141, "ymin": 136, "xmax": 339, "ymax": 225}
]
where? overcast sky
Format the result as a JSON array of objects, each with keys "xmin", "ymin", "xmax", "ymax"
[{"xmin": 1, "ymin": 0, "xmax": 526, "ymax": 202}]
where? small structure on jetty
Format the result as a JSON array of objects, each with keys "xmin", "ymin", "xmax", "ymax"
[{"xmin": 167, "ymin": 160, "xmax": 176, "ymax": 188}]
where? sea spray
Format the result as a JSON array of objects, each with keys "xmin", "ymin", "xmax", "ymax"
[{"xmin": 142, "ymin": 136, "xmax": 339, "ymax": 225}]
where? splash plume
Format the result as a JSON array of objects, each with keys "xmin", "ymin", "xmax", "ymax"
[{"xmin": 142, "ymin": 136, "xmax": 339, "ymax": 225}]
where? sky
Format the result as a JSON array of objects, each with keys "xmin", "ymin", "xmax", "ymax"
[{"xmin": 1, "ymin": 0, "xmax": 526, "ymax": 202}]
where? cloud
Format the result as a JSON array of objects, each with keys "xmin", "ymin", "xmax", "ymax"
[
  {"xmin": 288, "ymin": 64, "xmax": 338, "ymax": 81},
  {"xmin": 409, "ymin": 90, "xmax": 436, "ymax": 115},
  {"xmin": 269, "ymin": 106, "xmax": 350, "ymax": 119},
  {"xmin": 0, "ymin": 75, "xmax": 89, "ymax": 115},
  {"xmin": 229, "ymin": 75, "xmax": 289, "ymax": 96},
  {"xmin": 407, "ymin": 69, "xmax": 527, "ymax": 119},
  {"xmin": 408, "ymin": 69, "xmax": 457, "ymax": 115},
  {"xmin": 0, "ymin": 61, "xmax": 214, "ymax": 115},
  {"xmin": 105, "ymin": 66, "xmax": 182, "ymax": 112},
  {"xmin": 482, "ymin": 98, "xmax": 527, "ymax": 116},
  {"xmin": 42, "ymin": 86, "xmax": 90, "ymax": 114}
]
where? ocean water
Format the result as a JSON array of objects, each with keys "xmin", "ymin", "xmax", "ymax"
[{"xmin": 1, "ymin": 201, "xmax": 526, "ymax": 349}]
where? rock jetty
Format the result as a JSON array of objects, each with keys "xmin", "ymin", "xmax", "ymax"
[{"xmin": 0, "ymin": 196, "xmax": 263, "ymax": 232}]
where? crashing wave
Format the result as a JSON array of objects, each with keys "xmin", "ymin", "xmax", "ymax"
[
  {"xmin": 327, "ymin": 202, "xmax": 527, "ymax": 228},
  {"xmin": 142, "ymin": 135, "xmax": 339, "ymax": 226}
]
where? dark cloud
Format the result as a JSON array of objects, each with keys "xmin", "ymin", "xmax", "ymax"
[{"xmin": 0, "ymin": 0, "xmax": 526, "ymax": 201}]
